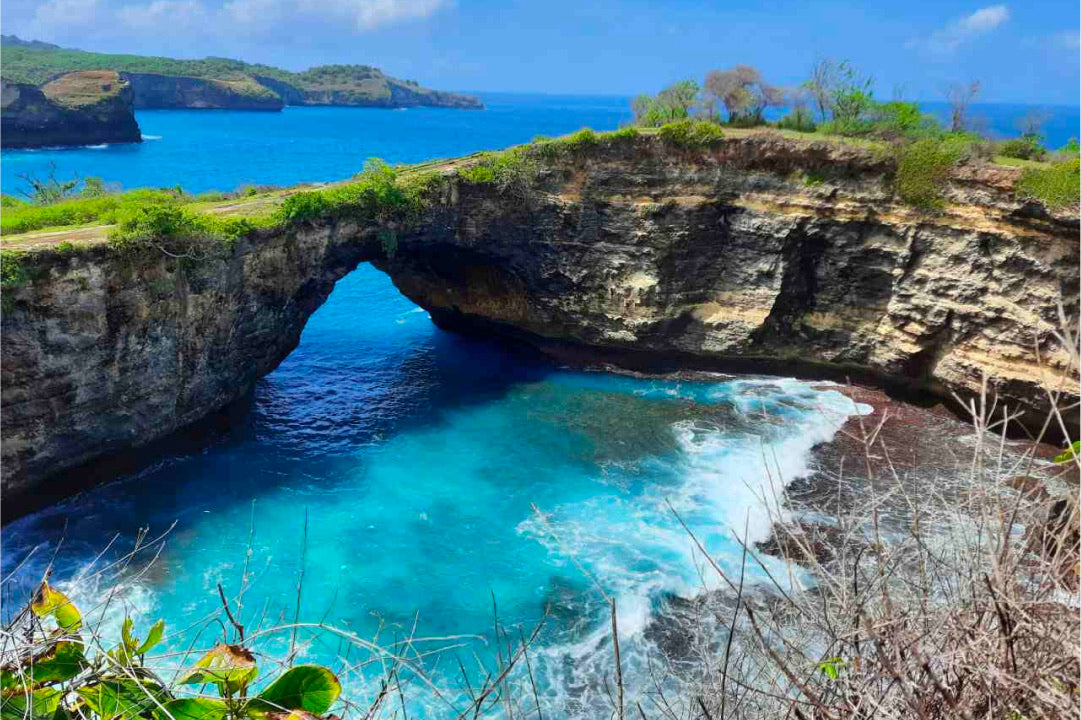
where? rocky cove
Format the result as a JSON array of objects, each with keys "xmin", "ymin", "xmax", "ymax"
[{"xmin": 2, "ymin": 132, "xmax": 1078, "ymax": 508}]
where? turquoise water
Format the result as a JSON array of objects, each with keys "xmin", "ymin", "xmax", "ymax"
[
  {"xmin": 1, "ymin": 93, "xmax": 884, "ymax": 715},
  {"xmin": 1, "ymin": 264, "xmax": 862, "ymax": 714}
]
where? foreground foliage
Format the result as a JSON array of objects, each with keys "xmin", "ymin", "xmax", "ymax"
[{"xmin": 0, "ymin": 582, "xmax": 342, "ymax": 720}]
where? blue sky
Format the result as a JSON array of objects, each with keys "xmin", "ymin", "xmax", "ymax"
[{"xmin": 3, "ymin": 0, "xmax": 1079, "ymax": 103}]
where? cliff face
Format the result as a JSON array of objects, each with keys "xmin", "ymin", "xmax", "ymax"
[
  {"xmin": 0, "ymin": 72, "xmax": 141, "ymax": 148},
  {"xmin": 121, "ymin": 73, "xmax": 283, "ymax": 110},
  {"xmin": 383, "ymin": 139, "xmax": 1079, "ymax": 419},
  {"xmin": 1, "ymin": 135, "xmax": 1076, "ymax": 508},
  {"xmin": 251, "ymin": 73, "xmax": 483, "ymax": 109}
]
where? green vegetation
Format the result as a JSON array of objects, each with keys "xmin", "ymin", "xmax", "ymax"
[
  {"xmin": 1, "ymin": 187, "xmax": 188, "ymax": 235},
  {"xmin": 631, "ymin": 80, "xmax": 701, "ymax": 126},
  {"xmin": 657, "ymin": 119, "xmax": 725, "ymax": 147},
  {"xmin": 997, "ymin": 134, "xmax": 1047, "ymax": 161},
  {"xmin": 280, "ymin": 159, "xmax": 436, "ymax": 223},
  {"xmin": 0, "ymin": 44, "xmax": 478, "ymax": 107},
  {"xmin": 1015, "ymin": 157, "xmax": 1080, "ymax": 210},
  {"xmin": 0, "ymin": 580, "xmax": 343, "ymax": 720},
  {"xmin": 893, "ymin": 136, "xmax": 975, "ymax": 209}
]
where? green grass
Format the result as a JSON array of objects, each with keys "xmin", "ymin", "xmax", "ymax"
[
  {"xmin": 1015, "ymin": 157, "xmax": 1080, "ymax": 210},
  {"xmin": 0, "ymin": 188, "xmax": 188, "ymax": 235}
]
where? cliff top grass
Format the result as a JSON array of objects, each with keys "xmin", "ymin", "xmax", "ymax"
[
  {"xmin": 1, "ymin": 124, "xmax": 1075, "ymax": 260},
  {"xmin": 40, "ymin": 70, "xmax": 127, "ymax": 107}
]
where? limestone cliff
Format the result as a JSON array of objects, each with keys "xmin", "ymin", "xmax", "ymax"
[
  {"xmin": 1, "ymin": 133, "xmax": 1077, "ymax": 509},
  {"xmin": 121, "ymin": 73, "xmax": 283, "ymax": 111},
  {"xmin": 1, "ymin": 72, "xmax": 141, "ymax": 148}
]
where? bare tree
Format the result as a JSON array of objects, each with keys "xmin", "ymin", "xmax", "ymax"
[
  {"xmin": 1017, "ymin": 109, "xmax": 1052, "ymax": 139},
  {"xmin": 704, "ymin": 64, "xmax": 778, "ymax": 125},
  {"xmin": 803, "ymin": 57, "xmax": 837, "ymax": 121},
  {"xmin": 946, "ymin": 80, "xmax": 980, "ymax": 131}
]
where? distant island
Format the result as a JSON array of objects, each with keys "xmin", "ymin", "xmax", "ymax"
[{"xmin": 0, "ymin": 36, "xmax": 483, "ymax": 147}]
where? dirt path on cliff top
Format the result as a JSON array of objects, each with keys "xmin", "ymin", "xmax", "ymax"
[{"xmin": 0, "ymin": 153, "xmax": 485, "ymax": 252}]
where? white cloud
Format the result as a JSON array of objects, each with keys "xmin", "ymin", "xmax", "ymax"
[
  {"xmin": 105, "ymin": 0, "xmax": 451, "ymax": 36},
  {"xmin": 117, "ymin": 0, "xmax": 207, "ymax": 29},
  {"xmin": 295, "ymin": 0, "xmax": 446, "ymax": 31},
  {"xmin": 909, "ymin": 5, "xmax": 1010, "ymax": 56},
  {"xmin": 1053, "ymin": 30, "xmax": 1080, "ymax": 50},
  {"xmin": 32, "ymin": 0, "xmax": 102, "ymax": 28}
]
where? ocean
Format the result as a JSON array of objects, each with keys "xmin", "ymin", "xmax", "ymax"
[{"xmin": 0, "ymin": 92, "xmax": 1071, "ymax": 716}]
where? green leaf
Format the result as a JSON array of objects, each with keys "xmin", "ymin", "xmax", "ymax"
[
  {"xmin": 1, "ymin": 687, "xmax": 62, "ymax": 720},
  {"xmin": 1, "ymin": 642, "xmax": 87, "ymax": 691},
  {"xmin": 157, "ymin": 698, "xmax": 228, "ymax": 720},
  {"xmin": 134, "ymin": 621, "xmax": 165, "ymax": 656},
  {"xmin": 77, "ymin": 679, "xmax": 169, "ymax": 719},
  {"xmin": 31, "ymin": 583, "xmax": 81, "ymax": 633},
  {"xmin": 252, "ymin": 666, "xmax": 340, "ymax": 715},
  {"xmin": 1053, "ymin": 441, "xmax": 1080, "ymax": 464},
  {"xmin": 817, "ymin": 656, "xmax": 844, "ymax": 681},
  {"xmin": 121, "ymin": 619, "xmax": 136, "ymax": 652},
  {"xmin": 177, "ymin": 645, "xmax": 257, "ymax": 692}
]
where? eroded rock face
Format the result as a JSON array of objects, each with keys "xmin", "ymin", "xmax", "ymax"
[
  {"xmin": 381, "ymin": 137, "xmax": 1079, "ymax": 435},
  {"xmin": 1, "ymin": 134, "xmax": 1077, "ymax": 509},
  {"xmin": 121, "ymin": 73, "xmax": 283, "ymax": 111}
]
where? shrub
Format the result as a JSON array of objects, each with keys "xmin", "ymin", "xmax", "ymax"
[
  {"xmin": 279, "ymin": 191, "xmax": 331, "ymax": 224},
  {"xmin": 894, "ymin": 135, "xmax": 973, "ymax": 209},
  {"xmin": 997, "ymin": 135, "xmax": 1047, "ymax": 161},
  {"xmin": 564, "ymin": 127, "xmax": 599, "ymax": 147},
  {"xmin": 0, "ymin": 194, "xmax": 27, "ymax": 208},
  {"xmin": 0, "ymin": 250, "xmax": 29, "ymax": 289},
  {"xmin": 776, "ymin": 107, "xmax": 817, "ymax": 132},
  {"xmin": 80, "ymin": 176, "xmax": 107, "ymax": 198},
  {"xmin": 458, "ymin": 163, "xmax": 497, "ymax": 184},
  {"xmin": 1015, "ymin": 157, "xmax": 1080, "ymax": 210},
  {"xmin": 657, "ymin": 119, "xmax": 725, "ymax": 148},
  {"xmin": 108, "ymin": 205, "xmax": 222, "ymax": 258}
]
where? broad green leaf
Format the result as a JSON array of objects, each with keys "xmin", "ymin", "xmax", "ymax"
[
  {"xmin": 134, "ymin": 621, "xmax": 165, "ymax": 656},
  {"xmin": 157, "ymin": 698, "xmax": 228, "ymax": 720},
  {"xmin": 177, "ymin": 645, "xmax": 257, "ymax": 691},
  {"xmin": 1, "ymin": 642, "xmax": 87, "ymax": 690},
  {"xmin": 257, "ymin": 711, "xmax": 324, "ymax": 720},
  {"xmin": 31, "ymin": 583, "xmax": 81, "ymax": 633},
  {"xmin": 1, "ymin": 687, "xmax": 61, "ymax": 720},
  {"xmin": 1053, "ymin": 441, "xmax": 1080, "ymax": 464},
  {"xmin": 77, "ymin": 679, "xmax": 169, "ymax": 720},
  {"xmin": 252, "ymin": 666, "xmax": 340, "ymax": 715},
  {"xmin": 0, "ymin": 671, "xmax": 19, "ymax": 692}
]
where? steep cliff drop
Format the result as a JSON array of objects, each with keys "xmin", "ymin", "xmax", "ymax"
[
  {"xmin": 1, "ymin": 133, "xmax": 1077, "ymax": 509},
  {"xmin": 0, "ymin": 71, "xmax": 141, "ymax": 148}
]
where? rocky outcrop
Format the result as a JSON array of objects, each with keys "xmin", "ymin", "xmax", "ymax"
[
  {"xmin": 250, "ymin": 74, "xmax": 483, "ymax": 109},
  {"xmin": 121, "ymin": 73, "xmax": 283, "ymax": 111},
  {"xmin": 1, "ymin": 134, "xmax": 1077, "ymax": 508},
  {"xmin": 0, "ymin": 72, "xmax": 141, "ymax": 148}
]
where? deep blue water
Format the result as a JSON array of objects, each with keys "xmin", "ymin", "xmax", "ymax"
[
  {"xmin": 0, "ymin": 93, "xmax": 635, "ymax": 195},
  {"xmin": 1, "ymin": 94, "xmax": 1077, "ymax": 197},
  {"xmin": 4, "ymin": 92, "xmax": 1068, "ymax": 715}
]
